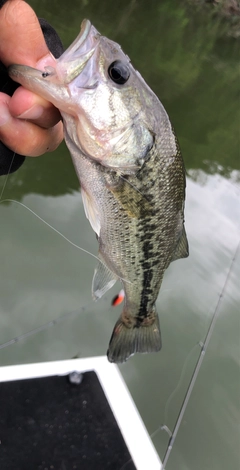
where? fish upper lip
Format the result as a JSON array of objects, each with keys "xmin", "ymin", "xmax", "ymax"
[
  {"xmin": 77, "ymin": 19, "xmax": 92, "ymax": 47},
  {"xmin": 56, "ymin": 20, "xmax": 100, "ymax": 85},
  {"xmin": 60, "ymin": 19, "xmax": 93, "ymax": 57}
]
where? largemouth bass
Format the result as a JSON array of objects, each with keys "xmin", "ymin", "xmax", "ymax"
[{"xmin": 9, "ymin": 20, "xmax": 189, "ymax": 363}]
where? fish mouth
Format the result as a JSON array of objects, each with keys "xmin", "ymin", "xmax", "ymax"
[
  {"xmin": 9, "ymin": 19, "xmax": 99, "ymax": 85},
  {"xmin": 57, "ymin": 19, "xmax": 100, "ymax": 84},
  {"xmin": 8, "ymin": 19, "xmax": 100, "ymax": 109}
]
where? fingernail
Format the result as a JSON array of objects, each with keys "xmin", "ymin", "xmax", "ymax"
[
  {"xmin": 17, "ymin": 104, "xmax": 44, "ymax": 120},
  {"xmin": 0, "ymin": 102, "xmax": 11, "ymax": 126}
]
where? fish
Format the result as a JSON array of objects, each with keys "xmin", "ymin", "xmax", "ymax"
[{"xmin": 8, "ymin": 19, "xmax": 189, "ymax": 363}]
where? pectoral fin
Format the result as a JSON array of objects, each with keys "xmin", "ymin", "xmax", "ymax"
[
  {"xmin": 108, "ymin": 178, "xmax": 151, "ymax": 218},
  {"xmin": 81, "ymin": 187, "xmax": 100, "ymax": 236},
  {"xmin": 92, "ymin": 259, "xmax": 117, "ymax": 300}
]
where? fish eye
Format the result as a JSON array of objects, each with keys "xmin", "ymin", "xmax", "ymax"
[{"xmin": 108, "ymin": 60, "xmax": 130, "ymax": 85}]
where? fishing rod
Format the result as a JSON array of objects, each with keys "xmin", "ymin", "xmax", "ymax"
[{"xmin": 161, "ymin": 238, "xmax": 240, "ymax": 469}]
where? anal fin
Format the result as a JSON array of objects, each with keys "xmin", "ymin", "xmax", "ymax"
[{"xmin": 92, "ymin": 259, "xmax": 117, "ymax": 300}]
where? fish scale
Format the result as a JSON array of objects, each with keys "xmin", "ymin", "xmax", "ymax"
[{"xmin": 9, "ymin": 19, "xmax": 189, "ymax": 363}]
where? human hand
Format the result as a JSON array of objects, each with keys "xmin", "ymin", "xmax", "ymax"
[{"xmin": 0, "ymin": 0, "xmax": 63, "ymax": 158}]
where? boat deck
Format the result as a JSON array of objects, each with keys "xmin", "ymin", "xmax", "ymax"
[{"xmin": 0, "ymin": 357, "xmax": 162, "ymax": 470}]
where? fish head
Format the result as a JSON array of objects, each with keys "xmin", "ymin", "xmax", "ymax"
[{"xmin": 9, "ymin": 20, "xmax": 155, "ymax": 174}]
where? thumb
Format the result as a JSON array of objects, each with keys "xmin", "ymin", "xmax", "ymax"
[{"xmin": 0, "ymin": 0, "xmax": 54, "ymax": 67}]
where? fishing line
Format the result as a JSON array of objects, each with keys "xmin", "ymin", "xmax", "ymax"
[
  {"xmin": 160, "ymin": 238, "xmax": 240, "ymax": 469},
  {"xmin": 0, "ymin": 198, "xmax": 132, "ymax": 286},
  {"xmin": 0, "ymin": 197, "xmax": 131, "ymax": 350},
  {"xmin": 0, "ymin": 169, "xmax": 104, "ymax": 352},
  {"xmin": 119, "ymin": 174, "xmax": 146, "ymax": 198},
  {"xmin": 119, "ymin": 458, "xmax": 133, "ymax": 470},
  {"xmin": 0, "ymin": 158, "xmax": 103, "ymax": 264},
  {"xmin": 0, "ymin": 302, "xmax": 93, "ymax": 351},
  {"xmin": 0, "ymin": 198, "xmax": 101, "ymax": 262},
  {"xmin": 0, "ymin": 152, "xmax": 15, "ymax": 201},
  {"xmin": 162, "ymin": 342, "xmax": 200, "ymax": 425}
]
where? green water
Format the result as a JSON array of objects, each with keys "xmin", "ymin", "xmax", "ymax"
[{"xmin": 0, "ymin": 1, "xmax": 239, "ymax": 469}]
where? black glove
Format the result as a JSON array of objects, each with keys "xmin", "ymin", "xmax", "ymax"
[{"xmin": 0, "ymin": 9, "xmax": 64, "ymax": 176}]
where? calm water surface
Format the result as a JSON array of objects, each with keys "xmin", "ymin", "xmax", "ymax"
[{"xmin": 0, "ymin": 1, "xmax": 239, "ymax": 469}]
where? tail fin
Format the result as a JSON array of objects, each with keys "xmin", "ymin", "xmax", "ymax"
[{"xmin": 107, "ymin": 312, "xmax": 161, "ymax": 363}]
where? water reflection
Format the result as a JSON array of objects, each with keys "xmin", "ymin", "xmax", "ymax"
[
  {"xmin": 1, "ymin": 168, "xmax": 239, "ymax": 468},
  {"xmin": 0, "ymin": 1, "xmax": 239, "ymax": 469}
]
